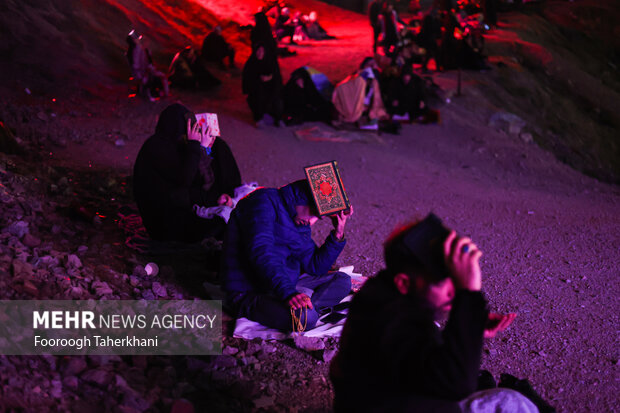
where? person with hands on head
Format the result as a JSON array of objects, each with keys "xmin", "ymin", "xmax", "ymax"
[
  {"xmin": 221, "ymin": 179, "xmax": 353, "ymax": 332},
  {"xmin": 330, "ymin": 213, "xmax": 540, "ymax": 413},
  {"xmin": 132, "ymin": 103, "xmax": 241, "ymax": 243}
]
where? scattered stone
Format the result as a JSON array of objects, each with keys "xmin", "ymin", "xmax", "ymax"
[
  {"xmin": 171, "ymin": 399, "xmax": 195, "ymax": 413},
  {"xmin": 22, "ymin": 233, "xmax": 41, "ymax": 248},
  {"xmin": 240, "ymin": 356, "xmax": 259, "ymax": 366},
  {"xmin": 132, "ymin": 265, "xmax": 147, "ymax": 278},
  {"xmin": 92, "ymin": 280, "xmax": 113, "ymax": 296},
  {"xmin": 11, "ymin": 259, "xmax": 33, "ymax": 278},
  {"xmin": 61, "ymin": 357, "xmax": 88, "ymax": 376},
  {"xmin": 152, "ymin": 282, "xmax": 167, "ymax": 297},
  {"xmin": 293, "ymin": 335, "xmax": 326, "ymax": 352},
  {"xmin": 66, "ymin": 254, "xmax": 82, "ymax": 269},
  {"xmin": 62, "ymin": 375, "xmax": 79, "ymax": 390},
  {"xmin": 322, "ymin": 349, "xmax": 337, "ymax": 363},
  {"xmin": 253, "ymin": 395, "xmax": 275, "ymax": 409},
  {"xmin": 520, "ymin": 132, "xmax": 534, "ymax": 144},
  {"xmin": 212, "ymin": 355, "xmax": 237, "ymax": 369},
  {"xmin": 6, "ymin": 221, "xmax": 29, "ymax": 238},
  {"xmin": 223, "ymin": 346, "xmax": 239, "ymax": 356},
  {"xmin": 21, "ymin": 280, "xmax": 39, "ymax": 297},
  {"xmin": 50, "ymin": 379, "xmax": 63, "ymax": 398},
  {"xmin": 81, "ymin": 369, "xmax": 114, "ymax": 387}
]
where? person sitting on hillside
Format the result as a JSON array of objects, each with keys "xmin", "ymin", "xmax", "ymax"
[
  {"xmin": 416, "ymin": 8, "xmax": 442, "ymax": 72},
  {"xmin": 242, "ymin": 43, "xmax": 283, "ymax": 127},
  {"xmin": 282, "ymin": 67, "xmax": 333, "ymax": 125},
  {"xmin": 332, "ymin": 57, "xmax": 388, "ymax": 130},
  {"xmin": 126, "ymin": 30, "xmax": 169, "ymax": 100},
  {"xmin": 133, "ymin": 103, "xmax": 241, "ymax": 242},
  {"xmin": 330, "ymin": 214, "xmax": 549, "ymax": 412},
  {"xmin": 221, "ymin": 179, "xmax": 353, "ymax": 332},
  {"xmin": 274, "ymin": 7, "xmax": 296, "ymax": 44},
  {"xmin": 168, "ymin": 46, "xmax": 221, "ymax": 90},
  {"xmin": 201, "ymin": 25, "xmax": 236, "ymax": 69},
  {"xmin": 305, "ymin": 11, "xmax": 336, "ymax": 40},
  {"xmin": 386, "ymin": 65, "xmax": 439, "ymax": 123}
]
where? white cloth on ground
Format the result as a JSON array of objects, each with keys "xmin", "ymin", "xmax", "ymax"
[
  {"xmin": 233, "ymin": 266, "xmax": 368, "ymax": 340},
  {"xmin": 459, "ymin": 388, "xmax": 539, "ymax": 413},
  {"xmin": 194, "ymin": 182, "xmax": 259, "ymax": 223}
]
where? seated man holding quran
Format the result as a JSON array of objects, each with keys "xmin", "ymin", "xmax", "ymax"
[{"xmin": 221, "ymin": 162, "xmax": 353, "ymax": 332}]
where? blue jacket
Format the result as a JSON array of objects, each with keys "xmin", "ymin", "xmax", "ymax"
[{"xmin": 222, "ymin": 180, "xmax": 346, "ymax": 302}]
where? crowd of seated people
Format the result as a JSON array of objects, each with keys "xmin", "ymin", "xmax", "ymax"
[{"xmin": 369, "ymin": 0, "xmax": 490, "ymax": 72}]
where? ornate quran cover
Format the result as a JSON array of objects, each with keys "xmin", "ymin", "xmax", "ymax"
[{"xmin": 304, "ymin": 161, "xmax": 350, "ymax": 216}]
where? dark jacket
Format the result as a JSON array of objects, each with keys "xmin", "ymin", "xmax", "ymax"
[
  {"xmin": 282, "ymin": 67, "xmax": 332, "ymax": 124},
  {"xmin": 331, "ymin": 272, "xmax": 488, "ymax": 412},
  {"xmin": 386, "ymin": 69, "xmax": 427, "ymax": 118},
  {"xmin": 133, "ymin": 103, "xmax": 241, "ymax": 242},
  {"xmin": 222, "ymin": 180, "xmax": 346, "ymax": 303},
  {"xmin": 201, "ymin": 31, "xmax": 231, "ymax": 62}
]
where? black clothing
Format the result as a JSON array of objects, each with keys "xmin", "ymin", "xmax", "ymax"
[
  {"xmin": 251, "ymin": 12, "xmax": 278, "ymax": 54},
  {"xmin": 382, "ymin": 11, "xmax": 400, "ymax": 54},
  {"xmin": 242, "ymin": 47, "xmax": 283, "ymax": 123},
  {"xmin": 282, "ymin": 67, "xmax": 332, "ymax": 125},
  {"xmin": 368, "ymin": 1, "xmax": 382, "ymax": 26},
  {"xmin": 201, "ymin": 31, "xmax": 235, "ymax": 66},
  {"xmin": 274, "ymin": 15, "xmax": 295, "ymax": 42},
  {"xmin": 133, "ymin": 104, "xmax": 241, "ymax": 242},
  {"xmin": 418, "ymin": 12, "xmax": 441, "ymax": 70},
  {"xmin": 306, "ymin": 22, "xmax": 334, "ymax": 40},
  {"xmin": 369, "ymin": 1, "xmax": 383, "ymax": 52},
  {"xmin": 168, "ymin": 48, "xmax": 221, "ymax": 90},
  {"xmin": 331, "ymin": 272, "xmax": 488, "ymax": 412},
  {"xmin": 386, "ymin": 71, "xmax": 427, "ymax": 119}
]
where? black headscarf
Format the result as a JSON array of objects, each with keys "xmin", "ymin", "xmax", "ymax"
[
  {"xmin": 133, "ymin": 103, "xmax": 240, "ymax": 242},
  {"xmin": 153, "ymin": 103, "xmax": 194, "ymax": 142},
  {"xmin": 251, "ymin": 12, "xmax": 277, "ymax": 53},
  {"xmin": 242, "ymin": 43, "xmax": 282, "ymax": 95}
]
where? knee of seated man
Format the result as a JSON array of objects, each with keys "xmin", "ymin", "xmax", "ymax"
[
  {"xmin": 299, "ymin": 308, "xmax": 319, "ymax": 330},
  {"xmin": 330, "ymin": 271, "xmax": 352, "ymax": 291}
]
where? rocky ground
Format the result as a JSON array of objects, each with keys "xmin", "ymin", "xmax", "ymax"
[{"xmin": 0, "ymin": 0, "xmax": 619, "ymax": 412}]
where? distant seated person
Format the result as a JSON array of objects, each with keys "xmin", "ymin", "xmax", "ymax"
[
  {"xmin": 386, "ymin": 65, "xmax": 439, "ymax": 123},
  {"xmin": 274, "ymin": 7, "xmax": 296, "ymax": 44},
  {"xmin": 201, "ymin": 25, "xmax": 236, "ymax": 69},
  {"xmin": 126, "ymin": 30, "xmax": 169, "ymax": 100},
  {"xmin": 282, "ymin": 67, "xmax": 333, "ymax": 125},
  {"xmin": 242, "ymin": 43, "xmax": 283, "ymax": 127},
  {"xmin": 331, "ymin": 214, "xmax": 544, "ymax": 412},
  {"xmin": 168, "ymin": 46, "xmax": 221, "ymax": 90},
  {"xmin": 332, "ymin": 57, "xmax": 388, "ymax": 130},
  {"xmin": 305, "ymin": 11, "xmax": 336, "ymax": 40},
  {"xmin": 291, "ymin": 11, "xmax": 310, "ymax": 43},
  {"xmin": 222, "ymin": 179, "xmax": 354, "ymax": 332},
  {"xmin": 133, "ymin": 103, "xmax": 241, "ymax": 242}
]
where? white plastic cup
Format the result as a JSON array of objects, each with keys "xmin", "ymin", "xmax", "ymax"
[{"xmin": 144, "ymin": 262, "xmax": 159, "ymax": 277}]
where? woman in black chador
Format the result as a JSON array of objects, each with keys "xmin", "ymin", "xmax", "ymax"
[
  {"xmin": 242, "ymin": 44, "xmax": 283, "ymax": 126},
  {"xmin": 282, "ymin": 67, "xmax": 332, "ymax": 125},
  {"xmin": 133, "ymin": 103, "xmax": 241, "ymax": 242}
]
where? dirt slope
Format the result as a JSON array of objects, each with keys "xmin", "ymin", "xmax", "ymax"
[{"xmin": 0, "ymin": 0, "xmax": 619, "ymax": 412}]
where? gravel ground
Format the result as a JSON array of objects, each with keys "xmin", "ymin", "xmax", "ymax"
[{"xmin": 0, "ymin": 0, "xmax": 618, "ymax": 411}]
